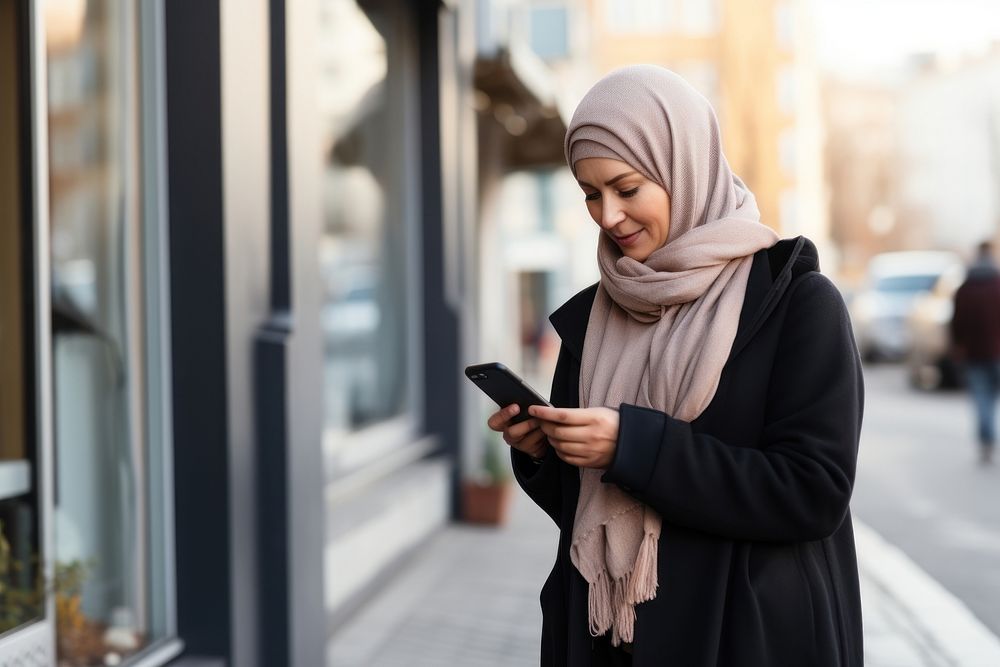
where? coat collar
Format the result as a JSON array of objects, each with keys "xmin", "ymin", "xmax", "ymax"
[
  {"xmin": 548, "ymin": 236, "xmax": 818, "ymax": 363},
  {"xmin": 548, "ymin": 283, "xmax": 598, "ymax": 363}
]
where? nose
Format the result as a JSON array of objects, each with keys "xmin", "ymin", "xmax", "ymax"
[{"xmin": 599, "ymin": 197, "xmax": 625, "ymax": 230}]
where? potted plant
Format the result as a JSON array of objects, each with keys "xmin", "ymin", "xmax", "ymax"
[
  {"xmin": 461, "ymin": 425, "xmax": 514, "ymax": 525},
  {"xmin": 0, "ymin": 520, "xmax": 43, "ymax": 633}
]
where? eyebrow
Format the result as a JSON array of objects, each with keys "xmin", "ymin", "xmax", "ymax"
[{"xmin": 577, "ymin": 171, "xmax": 639, "ymax": 188}]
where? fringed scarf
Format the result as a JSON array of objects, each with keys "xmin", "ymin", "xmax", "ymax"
[{"xmin": 564, "ymin": 65, "xmax": 779, "ymax": 646}]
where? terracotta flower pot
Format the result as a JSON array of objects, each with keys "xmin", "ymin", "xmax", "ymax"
[{"xmin": 461, "ymin": 480, "xmax": 513, "ymax": 526}]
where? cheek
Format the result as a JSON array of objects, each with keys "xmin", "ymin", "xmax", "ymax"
[{"xmin": 642, "ymin": 200, "xmax": 670, "ymax": 239}]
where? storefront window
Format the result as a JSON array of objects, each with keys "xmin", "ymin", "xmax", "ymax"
[
  {"xmin": 0, "ymin": 0, "xmax": 44, "ymax": 637},
  {"xmin": 604, "ymin": 0, "xmax": 671, "ymax": 34},
  {"xmin": 318, "ymin": 0, "xmax": 413, "ymax": 447},
  {"xmin": 45, "ymin": 1, "xmax": 167, "ymax": 663}
]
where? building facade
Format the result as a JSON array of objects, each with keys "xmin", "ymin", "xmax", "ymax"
[
  {"xmin": 894, "ymin": 50, "xmax": 1000, "ymax": 254},
  {"xmin": 0, "ymin": 0, "xmax": 484, "ymax": 664}
]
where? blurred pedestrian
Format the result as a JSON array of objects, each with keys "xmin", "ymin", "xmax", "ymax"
[
  {"xmin": 487, "ymin": 66, "xmax": 864, "ymax": 666},
  {"xmin": 950, "ymin": 240, "xmax": 1000, "ymax": 464}
]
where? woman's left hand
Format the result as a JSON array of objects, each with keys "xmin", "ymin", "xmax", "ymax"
[{"xmin": 527, "ymin": 405, "xmax": 619, "ymax": 469}]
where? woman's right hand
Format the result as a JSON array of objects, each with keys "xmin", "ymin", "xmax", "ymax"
[{"xmin": 488, "ymin": 404, "xmax": 549, "ymax": 460}]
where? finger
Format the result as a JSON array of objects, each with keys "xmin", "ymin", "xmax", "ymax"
[
  {"xmin": 548, "ymin": 439, "xmax": 589, "ymax": 458},
  {"xmin": 487, "ymin": 409, "xmax": 507, "ymax": 432},
  {"xmin": 538, "ymin": 423, "xmax": 592, "ymax": 443},
  {"xmin": 528, "ymin": 405, "xmax": 590, "ymax": 425},
  {"xmin": 507, "ymin": 418, "xmax": 540, "ymax": 441},
  {"xmin": 506, "ymin": 423, "xmax": 542, "ymax": 448},
  {"xmin": 515, "ymin": 429, "xmax": 547, "ymax": 453},
  {"xmin": 487, "ymin": 404, "xmax": 521, "ymax": 431},
  {"xmin": 526, "ymin": 436, "xmax": 550, "ymax": 458},
  {"xmin": 552, "ymin": 449, "xmax": 588, "ymax": 467},
  {"xmin": 534, "ymin": 419, "xmax": 562, "ymax": 438}
]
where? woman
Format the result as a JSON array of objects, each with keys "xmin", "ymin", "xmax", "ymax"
[{"xmin": 487, "ymin": 65, "xmax": 864, "ymax": 666}]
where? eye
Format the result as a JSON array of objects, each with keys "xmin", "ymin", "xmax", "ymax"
[
  {"xmin": 621, "ymin": 187, "xmax": 639, "ymax": 198},
  {"xmin": 584, "ymin": 192, "xmax": 600, "ymax": 202}
]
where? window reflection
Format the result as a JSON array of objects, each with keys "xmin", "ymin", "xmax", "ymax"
[
  {"xmin": 46, "ymin": 1, "xmax": 162, "ymax": 663},
  {"xmin": 319, "ymin": 0, "xmax": 410, "ymax": 438},
  {"xmin": 0, "ymin": 0, "xmax": 43, "ymax": 635}
]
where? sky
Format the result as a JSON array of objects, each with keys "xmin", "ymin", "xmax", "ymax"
[{"xmin": 813, "ymin": 0, "xmax": 1000, "ymax": 75}]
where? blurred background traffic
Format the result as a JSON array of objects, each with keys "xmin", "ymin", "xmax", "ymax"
[{"xmin": 2, "ymin": 0, "xmax": 1000, "ymax": 665}]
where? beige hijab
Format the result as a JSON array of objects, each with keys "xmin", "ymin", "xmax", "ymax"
[{"xmin": 564, "ymin": 65, "xmax": 778, "ymax": 646}]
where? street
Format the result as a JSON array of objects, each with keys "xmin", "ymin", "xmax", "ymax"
[
  {"xmin": 853, "ymin": 364, "xmax": 1000, "ymax": 635},
  {"xmin": 328, "ymin": 362, "xmax": 1000, "ymax": 665}
]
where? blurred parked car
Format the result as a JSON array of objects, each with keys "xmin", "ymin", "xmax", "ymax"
[
  {"xmin": 850, "ymin": 251, "xmax": 963, "ymax": 363},
  {"xmin": 906, "ymin": 263, "xmax": 966, "ymax": 390}
]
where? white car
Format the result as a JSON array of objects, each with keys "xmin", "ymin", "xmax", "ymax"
[
  {"xmin": 850, "ymin": 251, "xmax": 963, "ymax": 362},
  {"xmin": 906, "ymin": 263, "xmax": 966, "ymax": 389}
]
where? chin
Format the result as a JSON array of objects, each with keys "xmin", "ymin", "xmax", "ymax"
[{"xmin": 623, "ymin": 247, "xmax": 653, "ymax": 262}]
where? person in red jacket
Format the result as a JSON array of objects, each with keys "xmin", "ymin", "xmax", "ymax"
[{"xmin": 951, "ymin": 241, "xmax": 1000, "ymax": 464}]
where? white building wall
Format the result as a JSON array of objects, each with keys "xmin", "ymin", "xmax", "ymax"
[
  {"xmin": 785, "ymin": 0, "xmax": 835, "ymax": 269},
  {"xmin": 895, "ymin": 53, "xmax": 1000, "ymax": 252}
]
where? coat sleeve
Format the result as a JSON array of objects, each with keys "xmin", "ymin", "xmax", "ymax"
[
  {"xmin": 601, "ymin": 273, "xmax": 864, "ymax": 543},
  {"xmin": 510, "ymin": 343, "xmax": 574, "ymax": 525}
]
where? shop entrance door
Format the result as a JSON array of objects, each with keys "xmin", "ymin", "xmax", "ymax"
[{"xmin": 0, "ymin": 0, "xmax": 56, "ymax": 663}]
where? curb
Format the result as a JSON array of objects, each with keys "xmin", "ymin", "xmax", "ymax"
[{"xmin": 855, "ymin": 519, "xmax": 1000, "ymax": 666}]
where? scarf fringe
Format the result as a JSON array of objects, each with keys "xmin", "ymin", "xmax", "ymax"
[
  {"xmin": 613, "ymin": 598, "xmax": 636, "ymax": 645},
  {"xmin": 588, "ymin": 571, "xmax": 613, "ymax": 637},
  {"xmin": 626, "ymin": 530, "xmax": 659, "ymax": 605},
  {"xmin": 586, "ymin": 570, "xmax": 646, "ymax": 646},
  {"xmin": 587, "ymin": 532, "xmax": 660, "ymax": 646}
]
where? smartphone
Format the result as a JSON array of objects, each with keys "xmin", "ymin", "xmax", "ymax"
[{"xmin": 464, "ymin": 362, "xmax": 552, "ymax": 424}]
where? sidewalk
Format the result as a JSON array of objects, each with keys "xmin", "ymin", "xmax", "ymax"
[{"xmin": 328, "ymin": 492, "xmax": 1000, "ymax": 667}]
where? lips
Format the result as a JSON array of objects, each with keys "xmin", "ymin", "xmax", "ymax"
[{"xmin": 613, "ymin": 229, "xmax": 643, "ymax": 247}]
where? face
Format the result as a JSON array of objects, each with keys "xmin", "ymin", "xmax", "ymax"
[{"xmin": 575, "ymin": 157, "xmax": 671, "ymax": 262}]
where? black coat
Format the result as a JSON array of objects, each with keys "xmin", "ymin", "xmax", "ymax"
[{"xmin": 513, "ymin": 237, "xmax": 864, "ymax": 666}]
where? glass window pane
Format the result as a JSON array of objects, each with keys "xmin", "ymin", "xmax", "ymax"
[
  {"xmin": 780, "ymin": 188, "xmax": 799, "ymax": 236},
  {"xmin": 777, "ymin": 65, "xmax": 796, "ymax": 116},
  {"xmin": 679, "ymin": 0, "xmax": 718, "ymax": 34},
  {"xmin": 0, "ymin": 0, "xmax": 44, "ymax": 635},
  {"xmin": 780, "ymin": 126, "xmax": 797, "ymax": 177},
  {"xmin": 604, "ymin": 0, "xmax": 672, "ymax": 35},
  {"xmin": 530, "ymin": 7, "xmax": 569, "ymax": 60},
  {"xmin": 45, "ymin": 1, "xmax": 166, "ymax": 662},
  {"xmin": 775, "ymin": 3, "xmax": 794, "ymax": 51},
  {"xmin": 319, "ymin": 0, "xmax": 411, "ymax": 440},
  {"xmin": 673, "ymin": 61, "xmax": 720, "ymax": 110}
]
